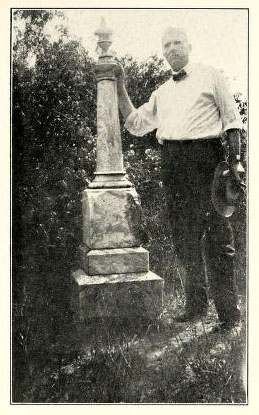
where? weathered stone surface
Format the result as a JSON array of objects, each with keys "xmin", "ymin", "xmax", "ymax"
[
  {"xmin": 88, "ymin": 60, "xmax": 132, "ymax": 189},
  {"xmin": 82, "ymin": 187, "xmax": 146, "ymax": 249},
  {"xmin": 71, "ymin": 269, "xmax": 164, "ymax": 320},
  {"xmin": 95, "ymin": 79, "xmax": 123, "ymax": 174},
  {"xmin": 81, "ymin": 247, "xmax": 149, "ymax": 275}
]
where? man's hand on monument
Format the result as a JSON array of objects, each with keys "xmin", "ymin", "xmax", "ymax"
[
  {"xmin": 113, "ymin": 58, "xmax": 135, "ymax": 119},
  {"xmin": 114, "ymin": 59, "xmax": 125, "ymax": 85}
]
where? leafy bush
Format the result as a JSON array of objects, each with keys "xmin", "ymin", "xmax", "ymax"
[{"xmin": 12, "ymin": 11, "xmax": 98, "ymax": 400}]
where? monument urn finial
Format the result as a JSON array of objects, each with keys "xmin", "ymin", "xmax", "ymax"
[{"xmin": 94, "ymin": 17, "xmax": 113, "ymax": 57}]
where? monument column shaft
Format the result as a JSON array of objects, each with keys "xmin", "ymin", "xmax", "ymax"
[
  {"xmin": 89, "ymin": 63, "xmax": 131, "ymax": 189},
  {"xmin": 96, "ymin": 79, "xmax": 124, "ymax": 174}
]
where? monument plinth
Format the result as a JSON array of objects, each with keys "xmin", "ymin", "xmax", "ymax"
[{"xmin": 72, "ymin": 18, "xmax": 164, "ymax": 320}]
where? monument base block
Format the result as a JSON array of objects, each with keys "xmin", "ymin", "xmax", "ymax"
[
  {"xmin": 71, "ymin": 269, "xmax": 164, "ymax": 321},
  {"xmin": 80, "ymin": 246, "xmax": 149, "ymax": 275}
]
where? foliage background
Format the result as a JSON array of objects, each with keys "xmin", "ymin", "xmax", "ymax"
[{"xmin": 12, "ymin": 10, "xmax": 247, "ymax": 402}]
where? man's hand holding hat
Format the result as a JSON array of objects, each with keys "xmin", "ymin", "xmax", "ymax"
[
  {"xmin": 229, "ymin": 155, "xmax": 245, "ymax": 185},
  {"xmin": 227, "ymin": 128, "xmax": 245, "ymax": 185},
  {"xmin": 212, "ymin": 128, "xmax": 246, "ymax": 218}
]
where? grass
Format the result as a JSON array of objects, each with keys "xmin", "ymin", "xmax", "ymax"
[{"xmin": 14, "ymin": 286, "xmax": 247, "ymax": 403}]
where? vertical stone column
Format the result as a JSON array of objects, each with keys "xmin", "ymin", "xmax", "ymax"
[
  {"xmin": 89, "ymin": 17, "xmax": 131, "ymax": 189},
  {"xmin": 72, "ymin": 18, "xmax": 164, "ymax": 321}
]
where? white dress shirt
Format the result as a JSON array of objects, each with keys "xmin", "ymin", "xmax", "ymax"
[{"xmin": 124, "ymin": 62, "xmax": 243, "ymax": 143}]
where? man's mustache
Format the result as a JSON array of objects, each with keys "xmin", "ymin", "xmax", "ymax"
[{"xmin": 168, "ymin": 52, "xmax": 181, "ymax": 58}]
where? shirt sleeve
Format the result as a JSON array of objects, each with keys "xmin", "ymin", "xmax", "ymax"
[
  {"xmin": 124, "ymin": 91, "xmax": 158, "ymax": 136},
  {"xmin": 213, "ymin": 68, "xmax": 243, "ymax": 132}
]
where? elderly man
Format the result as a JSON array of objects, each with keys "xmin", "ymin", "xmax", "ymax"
[{"xmin": 116, "ymin": 26, "xmax": 244, "ymax": 331}]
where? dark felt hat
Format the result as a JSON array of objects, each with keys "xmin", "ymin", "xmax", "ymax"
[{"xmin": 211, "ymin": 161, "xmax": 241, "ymax": 218}]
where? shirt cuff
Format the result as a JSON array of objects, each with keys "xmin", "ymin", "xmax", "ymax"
[{"xmin": 223, "ymin": 119, "xmax": 244, "ymax": 132}]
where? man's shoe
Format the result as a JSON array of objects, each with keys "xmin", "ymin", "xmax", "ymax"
[{"xmin": 174, "ymin": 311, "xmax": 206, "ymax": 323}]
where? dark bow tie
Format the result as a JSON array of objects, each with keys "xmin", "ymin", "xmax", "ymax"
[{"xmin": 172, "ymin": 69, "xmax": 187, "ymax": 82}]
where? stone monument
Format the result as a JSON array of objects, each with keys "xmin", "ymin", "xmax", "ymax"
[{"xmin": 72, "ymin": 18, "xmax": 164, "ymax": 320}]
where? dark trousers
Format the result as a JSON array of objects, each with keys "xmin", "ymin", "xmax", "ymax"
[{"xmin": 161, "ymin": 138, "xmax": 240, "ymax": 324}]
